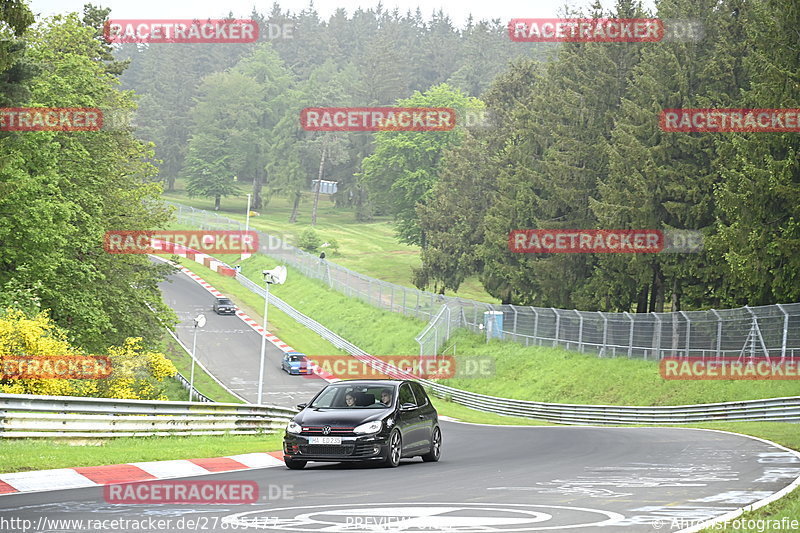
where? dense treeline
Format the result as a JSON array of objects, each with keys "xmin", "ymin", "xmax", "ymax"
[
  {"xmin": 418, "ymin": 0, "xmax": 799, "ymax": 311},
  {"xmin": 0, "ymin": 4, "xmax": 176, "ymax": 355},
  {"xmin": 116, "ymin": 0, "xmax": 798, "ymax": 312},
  {"xmin": 117, "ymin": 2, "xmax": 547, "ymax": 218}
]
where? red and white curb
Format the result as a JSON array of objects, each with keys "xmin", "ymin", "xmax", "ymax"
[
  {"xmin": 0, "ymin": 452, "xmax": 285, "ymax": 496},
  {"xmin": 176, "ymin": 264, "xmax": 297, "ymax": 355}
]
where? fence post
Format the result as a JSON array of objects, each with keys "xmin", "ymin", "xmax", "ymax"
[
  {"xmin": 652, "ymin": 312, "xmax": 662, "ymax": 360},
  {"xmin": 777, "ymin": 304, "xmax": 789, "ymax": 361},
  {"xmin": 624, "ymin": 311, "xmax": 634, "ymax": 358},
  {"xmin": 711, "ymin": 309, "xmax": 722, "ymax": 360},
  {"xmin": 445, "ymin": 306, "xmax": 451, "ymax": 341},
  {"xmin": 576, "ymin": 310, "xmax": 584, "ymax": 353},
  {"xmin": 532, "ymin": 307, "xmax": 539, "ymax": 344},
  {"xmin": 599, "ymin": 311, "xmax": 608, "ymax": 357},
  {"xmin": 511, "ymin": 305, "xmax": 518, "ymax": 340},
  {"xmin": 679, "ymin": 311, "xmax": 690, "ymax": 357},
  {"xmin": 552, "ymin": 308, "xmax": 560, "ymax": 348}
]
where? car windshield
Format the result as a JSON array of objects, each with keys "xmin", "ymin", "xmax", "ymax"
[
  {"xmin": 309, "ymin": 384, "xmax": 394, "ymax": 409},
  {"xmin": 288, "ymin": 355, "xmax": 305, "ymax": 362},
  {"xmin": 217, "ymin": 299, "xmax": 233, "ymax": 305}
]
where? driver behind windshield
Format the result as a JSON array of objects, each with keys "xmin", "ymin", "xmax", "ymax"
[
  {"xmin": 380, "ymin": 389, "xmax": 393, "ymax": 406},
  {"xmin": 344, "ymin": 392, "xmax": 356, "ymax": 407}
]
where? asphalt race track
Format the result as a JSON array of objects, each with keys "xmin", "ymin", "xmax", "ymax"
[
  {"xmin": 2, "ymin": 265, "xmax": 797, "ymax": 532},
  {"xmin": 158, "ymin": 264, "xmax": 326, "ymax": 407},
  {"xmin": 1, "ymin": 423, "xmax": 799, "ymax": 532}
]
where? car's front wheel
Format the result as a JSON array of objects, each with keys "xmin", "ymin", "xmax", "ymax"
[
  {"xmin": 421, "ymin": 426, "xmax": 441, "ymax": 462},
  {"xmin": 382, "ymin": 430, "xmax": 402, "ymax": 468},
  {"xmin": 285, "ymin": 458, "xmax": 306, "ymax": 470}
]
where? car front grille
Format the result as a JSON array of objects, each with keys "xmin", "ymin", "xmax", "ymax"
[
  {"xmin": 300, "ymin": 444, "xmax": 354, "ymax": 456},
  {"xmin": 301, "ymin": 426, "xmax": 355, "ymax": 436}
]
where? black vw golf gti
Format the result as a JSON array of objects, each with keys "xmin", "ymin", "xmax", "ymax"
[{"xmin": 283, "ymin": 380, "xmax": 441, "ymax": 469}]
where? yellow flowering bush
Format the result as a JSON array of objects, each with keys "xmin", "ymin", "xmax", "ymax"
[{"xmin": 0, "ymin": 309, "xmax": 177, "ymax": 400}]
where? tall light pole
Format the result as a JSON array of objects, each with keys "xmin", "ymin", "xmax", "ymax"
[
  {"xmin": 257, "ymin": 266, "xmax": 287, "ymax": 404},
  {"xmin": 189, "ymin": 314, "xmax": 206, "ymax": 401},
  {"xmin": 242, "ymin": 193, "xmax": 252, "ymax": 262}
]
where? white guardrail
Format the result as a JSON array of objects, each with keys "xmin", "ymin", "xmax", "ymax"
[
  {"xmin": 233, "ymin": 270, "xmax": 800, "ymax": 425},
  {"xmin": 0, "ymin": 393, "xmax": 297, "ymax": 438}
]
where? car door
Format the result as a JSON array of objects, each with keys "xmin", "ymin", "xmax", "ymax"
[
  {"xmin": 396, "ymin": 382, "xmax": 425, "ymax": 453},
  {"xmin": 411, "ymin": 382, "xmax": 436, "ymax": 449}
]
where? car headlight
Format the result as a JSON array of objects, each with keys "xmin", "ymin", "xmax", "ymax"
[
  {"xmin": 286, "ymin": 421, "xmax": 302, "ymax": 434},
  {"xmin": 353, "ymin": 420, "xmax": 383, "ymax": 435}
]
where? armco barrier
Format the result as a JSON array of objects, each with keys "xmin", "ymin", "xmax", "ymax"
[{"xmin": 0, "ymin": 393, "xmax": 296, "ymax": 438}]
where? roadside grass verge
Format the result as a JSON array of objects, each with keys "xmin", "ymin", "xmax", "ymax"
[
  {"xmin": 164, "ymin": 256, "xmax": 348, "ymax": 358},
  {"xmin": 162, "ymin": 179, "xmax": 497, "ymax": 302},
  {"xmin": 436, "ymin": 330, "xmax": 800, "ymax": 406},
  {"xmin": 0, "ymin": 434, "xmax": 283, "ymax": 474},
  {"xmin": 174, "ymin": 253, "xmax": 799, "ymax": 406}
]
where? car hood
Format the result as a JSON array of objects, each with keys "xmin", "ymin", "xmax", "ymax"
[{"xmin": 294, "ymin": 408, "xmax": 389, "ymax": 426}]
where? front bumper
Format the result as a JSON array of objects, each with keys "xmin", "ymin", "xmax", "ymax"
[
  {"xmin": 283, "ymin": 433, "xmax": 389, "ymax": 462},
  {"xmin": 215, "ymin": 308, "xmax": 236, "ymax": 315},
  {"xmin": 288, "ymin": 367, "xmax": 313, "ymax": 375}
]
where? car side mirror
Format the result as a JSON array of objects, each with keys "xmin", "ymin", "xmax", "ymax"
[
  {"xmin": 296, "ymin": 403, "xmax": 307, "ymax": 410},
  {"xmin": 400, "ymin": 403, "xmax": 416, "ymax": 411}
]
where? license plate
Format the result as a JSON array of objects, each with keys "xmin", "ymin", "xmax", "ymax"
[{"xmin": 308, "ymin": 436, "xmax": 341, "ymax": 445}]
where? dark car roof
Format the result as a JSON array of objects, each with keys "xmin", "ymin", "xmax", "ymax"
[
  {"xmin": 329, "ymin": 379, "xmax": 405, "ymax": 387},
  {"xmin": 215, "ymin": 297, "xmax": 233, "ymax": 302}
]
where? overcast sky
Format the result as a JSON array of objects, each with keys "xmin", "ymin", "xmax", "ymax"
[{"xmin": 27, "ymin": 0, "xmax": 651, "ymax": 28}]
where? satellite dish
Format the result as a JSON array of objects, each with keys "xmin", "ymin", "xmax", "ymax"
[
  {"xmin": 263, "ymin": 265, "xmax": 287, "ymax": 285},
  {"xmin": 195, "ymin": 314, "xmax": 206, "ymax": 328}
]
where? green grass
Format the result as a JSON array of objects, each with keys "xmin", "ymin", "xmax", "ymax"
[
  {"xmin": 161, "ymin": 178, "xmax": 498, "ymax": 303},
  {"xmin": 0, "ymin": 434, "xmax": 283, "ymax": 474},
  {"xmin": 435, "ymin": 330, "xmax": 800, "ymax": 405},
  {"xmin": 159, "ymin": 332, "xmax": 243, "ymax": 403},
  {"xmin": 175, "ymin": 253, "xmax": 800, "ymax": 406},
  {"xmin": 165, "ymin": 256, "xmax": 349, "ymax": 357}
]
